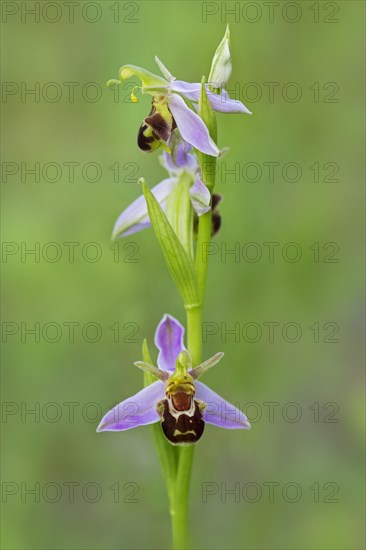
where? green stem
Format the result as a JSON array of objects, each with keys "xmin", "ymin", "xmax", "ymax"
[
  {"xmin": 170, "ymin": 84, "xmax": 217, "ymax": 549},
  {"xmin": 171, "ymin": 445, "xmax": 195, "ymax": 549},
  {"xmin": 195, "ymin": 210, "xmax": 212, "ymax": 302},
  {"xmin": 170, "ymin": 305, "xmax": 202, "ymax": 550},
  {"xmin": 171, "ymin": 213, "xmax": 213, "ymax": 549},
  {"xmin": 195, "ymin": 133, "xmax": 216, "ymax": 302},
  {"xmin": 186, "ymin": 304, "xmax": 203, "ymax": 367}
]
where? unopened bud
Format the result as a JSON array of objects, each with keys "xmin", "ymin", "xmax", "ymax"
[{"xmin": 208, "ymin": 25, "xmax": 232, "ymax": 91}]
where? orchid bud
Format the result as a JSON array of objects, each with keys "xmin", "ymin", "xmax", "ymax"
[{"xmin": 208, "ymin": 25, "xmax": 232, "ymax": 91}]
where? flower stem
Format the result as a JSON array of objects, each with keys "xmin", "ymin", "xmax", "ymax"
[
  {"xmin": 186, "ymin": 304, "xmax": 203, "ymax": 368},
  {"xmin": 171, "ymin": 212, "xmax": 212, "ymax": 549},
  {"xmin": 195, "ymin": 210, "xmax": 212, "ymax": 302},
  {"xmin": 171, "ymin": 81, "xmax": 217, "ymax": 550},
  {"xmin": 171, "ymin": 445, "xmax": 195, "ymax": 549},
  {"xmin": 170, "ymin": 304, "xmax": 202, "ymax": 550}
]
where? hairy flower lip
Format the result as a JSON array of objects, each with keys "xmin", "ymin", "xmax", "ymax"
[{"xmin": 97, "ymin": 314, "xmax": 251, "ymax": 434}]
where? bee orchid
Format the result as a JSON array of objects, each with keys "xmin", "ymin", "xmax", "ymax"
[
  {"xmin": 107, "ymin": 30, "xmax": 251, "ymax": 157},
  {"xmin": 97, "ymin": 314, "xmax": 250, "ymax": 445},
  {"xmin": 112, "ymin": 133, "xmax": 211, "ymax": 240}
]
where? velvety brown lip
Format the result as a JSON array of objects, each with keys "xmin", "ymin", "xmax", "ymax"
[{"xmin": 172, "ymin": 392, "xmax": 192, "ymax": 412}]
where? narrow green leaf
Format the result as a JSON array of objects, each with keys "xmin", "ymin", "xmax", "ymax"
[
  {"xmin": 142, "ymin": 340, "xmax": 156, "ymax": 388},
  {"xmin": 142, "ymin": 181, "xmax": 200, "ymax": 308},
  {"xmin": 165, "ymin": 172, "xmax": 194, "ymax": 259}
]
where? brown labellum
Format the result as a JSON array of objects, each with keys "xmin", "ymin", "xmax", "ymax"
[
  {"xmin": 137, "ymin": 123, "xmax": 156, "ymax": 152},
  {"xmin": 156, "ymin": 397, "xmax": 205, "ymax": 445},
  {"xmin": 137, "ymin": 101, "xmax": 176, "ymax": 152}
]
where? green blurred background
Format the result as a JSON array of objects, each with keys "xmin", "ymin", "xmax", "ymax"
[{"xmin": 1, "ymin": 1, "xmax": 365, "ymax": 549}]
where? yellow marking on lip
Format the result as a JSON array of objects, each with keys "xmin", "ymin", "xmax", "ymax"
[{"xmin": 173, "ymin": 429, "xmax": 196, "ymax": 436}]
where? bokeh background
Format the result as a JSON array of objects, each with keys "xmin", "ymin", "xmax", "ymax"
[{"xmin": 1, "ymin": 1, "xmax": 365, "ymax": 549}]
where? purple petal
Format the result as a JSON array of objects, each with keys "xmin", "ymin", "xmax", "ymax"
[
  {"xmin": 161, "ymin": 134, "xmax": 198, "ymax": 174},
  {"xmin": 168, "ymin": 94, "xmax": 220, "ymax": 157},
  {"xmin": 112, "ymin": 178, "xmax": 178, "ymax": 239},
  {"xmin": 155, "ymin": 314, "xmax": 185, "ymax": 372},
  {"xmin": 170, "ymin": 81, "xmax": 251, "ymax": 114},
  {"xmin": 195, "ymin": 381, "xmax": 250, "ymax": 429},
  {"xmin": 169, "ymin": 80, "xmax": 202, "ymax": 95},
  {"xmin": 118, "ymin": 221, "xmax": 151, "ymax": 238},
  {"xmin": 189, "ymin": 175, "xmax": 211, "ymax": 216},
  {"xmin": 207, "ymin": 87, "xmax": 252, "ymax": 114},
  {"xmin": 97, "ymin": 380, "xmax": 164, "ymax": 431}
]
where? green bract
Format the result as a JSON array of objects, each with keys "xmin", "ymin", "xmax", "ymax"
[
  {"xmin": 142, "ymin": 180, "xmax": 200, "ymax": 309},
  {"xmin": 208, "ymin": 24, "xmax": 232, "ymax": 91}
]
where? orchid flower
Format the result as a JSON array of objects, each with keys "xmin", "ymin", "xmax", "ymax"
[
  {"xmin": 107, "ymin": 30, "xmax": 251, "ymax": 157},
  {"xmin": 112, "ymin": 132, "xmax": 210, "ymax": 240},
  {"xmin": 101, "ymin": 26, "xmax": 253, "ymax": 547},
  {"xmin": 97, "ymin": 314, "xmax": 250, "ymax": 445}
]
